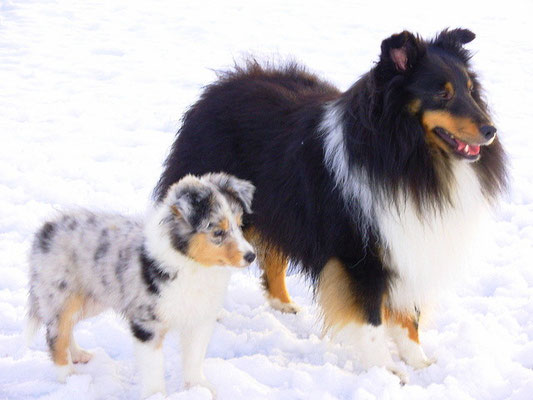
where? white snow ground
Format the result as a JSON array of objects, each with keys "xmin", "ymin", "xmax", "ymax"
[{"xmin": 1, "ymin": 0, "xmax": 532, "ymax": 399}]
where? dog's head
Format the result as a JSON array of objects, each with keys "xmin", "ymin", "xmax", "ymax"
[
  {"xmin": 376, "ymin": 28, "xmax": 496, "ymax": 162},
  {"xmin": 161, "ymin": 173, "xmax": 256, "ymax": 268}
]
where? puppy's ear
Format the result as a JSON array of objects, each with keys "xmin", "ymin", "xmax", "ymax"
[
  {"xmin": 433, "ymin": 28, "xmax": 475, "ymax": 62},
  {"xmin": 379, "ymin": 30, "xmax": 421, "ymax": 73},
  {"xmin": 204, "ymin": 173, "xmax": 256, "ymax": 214},
  {"xmin": 166, "ymin": 177, "xmax": 212, "ymax": 229}
]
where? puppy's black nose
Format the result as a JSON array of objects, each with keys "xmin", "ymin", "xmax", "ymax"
[
  {"xmin": 480, "ymin": 125, "xmax": 497, "ymax": 140},
  {"xmin": 244, "ymin": 252, "xmax": 256, "ymax": 264}
]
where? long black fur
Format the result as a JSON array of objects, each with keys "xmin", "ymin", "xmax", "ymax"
[{"xmin": 154, "ymin": 29, "xmax": 507, "ymax": 325}]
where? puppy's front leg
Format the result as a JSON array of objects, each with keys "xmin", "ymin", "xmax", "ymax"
[
  {"xmin": 134, "ymin": 337, "xmax": 166, "ymax": 399},
  {"xmin": 180, "ymin": 322, "xmax": 216, "ymax": 395}
]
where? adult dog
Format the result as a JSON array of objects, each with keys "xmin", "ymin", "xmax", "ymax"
[{"xmin": 154, "ymin": 29, "xmax": 507, "ymax": 378}]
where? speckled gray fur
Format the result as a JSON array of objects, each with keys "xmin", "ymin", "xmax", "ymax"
[{"xmin": 28, "ymin": 210, "xmax": 165, "ymax": 343}]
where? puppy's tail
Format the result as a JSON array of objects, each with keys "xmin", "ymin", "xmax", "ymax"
[{"xmin": 24, "ymin": 294, "xmax": 41, "ymax": 346}]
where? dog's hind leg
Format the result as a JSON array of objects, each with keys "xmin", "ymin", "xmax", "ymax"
[
  {"xmin": 46, "ymin": 294, "xmax": 84, "ymax": 382},
  {"xmin": 262, "ymin": 248, "xmax": 301, "ymax": 314},
  {"xmin": 384, "ymin": 308, "xmax": 433, "ymax": 369},
  {"xmin": 245, "ymin": 228, "xmax": 299, "ymax": 313},
  {"xmin": 317, "ymin": 258, "xmax": 407, "ymax": 383},
  {"xmin": 68, "ymin": 297, "xmax": 104, "ymax": 364}
]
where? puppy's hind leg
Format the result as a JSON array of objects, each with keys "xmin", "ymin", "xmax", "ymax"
[
  {"xmin": 69, "ymin": 298, "xmax": 104, "ymax": 364},
  {"xmin": 46, "ymin": 294, "xmax": 84, "ymax": 382}
]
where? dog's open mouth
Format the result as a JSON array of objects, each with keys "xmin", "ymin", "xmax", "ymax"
[{"xmin": 433, "ymin": 127, "xmax": 481, "ymax": 160}]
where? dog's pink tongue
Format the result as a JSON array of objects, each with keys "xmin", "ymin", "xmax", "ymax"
[
  {"xmin": 455, "ymin": 138, "xmax": 480, "ymax": 156},
  {"xmin": 456, "ymin": 140, "xmax": 466, "ymax": 152},
  {"xmin": 468, "ymin": 144, "xmax": 480, "ymax": 155}
]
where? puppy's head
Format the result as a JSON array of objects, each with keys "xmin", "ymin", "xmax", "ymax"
[{"xmin": 161, "ymin": 173, "xmax": 256, "ymax": 268}]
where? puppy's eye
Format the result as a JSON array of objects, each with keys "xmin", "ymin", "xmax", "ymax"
[{"xmin": 213, "ymin": 229, "xmax": 226, "ymax": 238}]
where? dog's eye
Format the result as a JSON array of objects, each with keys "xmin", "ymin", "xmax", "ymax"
[
  {"xmin": 437, "ymin": 90, "xmax": 452, "ymax": 100},
  {"xmin": 213, "ymin": 229, "xmax": 226, "ymax": 238}
]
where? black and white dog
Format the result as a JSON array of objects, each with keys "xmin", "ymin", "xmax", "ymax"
[
  {"xmin": 154, "ymin": 29, "xmax": 507, "ymax": 380},
  {"xmin": 27, "ymin": 173, "xmax": 256, "ymax": 398}
]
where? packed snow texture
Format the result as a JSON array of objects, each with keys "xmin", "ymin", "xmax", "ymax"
[{"xmin": 1, "ymin": 0, "xmax": 532, "ymax": 399}]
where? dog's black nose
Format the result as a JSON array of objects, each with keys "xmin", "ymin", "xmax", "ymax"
[
  {"xmin": 480, "ymin": 125, "xmax": 497, "ymax": 140},
  {"xmin": 244, "ymin": 252, "xmax": 256, "ymax": 264}
]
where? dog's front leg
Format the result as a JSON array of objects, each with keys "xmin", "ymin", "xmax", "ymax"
[
  {"xmin": 180, "ymin": 321, "xmax": 216, "ymax": 396},
  {"xmin": 134, "ymin": 338, "xmax": 166, "ymax": 399}
]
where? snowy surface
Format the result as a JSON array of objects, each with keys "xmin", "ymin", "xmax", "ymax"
[{"xmin": 1, "ymin": 0, "xmax": 532, "ymax": 399}]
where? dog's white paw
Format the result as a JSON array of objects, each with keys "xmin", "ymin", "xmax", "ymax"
[
  {"xmin": 411, "ymin": 355, "xmax": 436, "ymax": 369},
  {"xmin": 267, "ymin": 297, "xmax": 300, "ymax": 314},
  {"xmin": 56, "ymin": 364, "xmax": 74, "ymax": 383},
  {"xmin": 387, "ymin": 364, "xmax": 409, "ymax": 385},
  {"xmin": 71, "ymin": 348, "xmax": 93, "ymax": 364}
]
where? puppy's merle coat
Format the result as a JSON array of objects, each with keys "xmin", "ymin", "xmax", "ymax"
[{"xmin": 27, "ymin": 173, "xmax": 256, "ymax": 398}]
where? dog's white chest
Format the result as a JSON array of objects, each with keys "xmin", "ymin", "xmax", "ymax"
[
  {"xmin": 158, "ymin": 262, "xmax": 232, "ymax": 328},
  {"xmin": 375, "ymin": 162, "xmax": 490, "ymax": 311}
]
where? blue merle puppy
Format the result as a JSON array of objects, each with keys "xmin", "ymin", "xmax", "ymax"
[{"xmin": 27, "ymin": 173, "xmax": 256, "ymax": 398}]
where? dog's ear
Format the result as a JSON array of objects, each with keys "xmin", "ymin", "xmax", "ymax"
[
  {"xmin": 432, "ymin": 28, "xmax": 475, "ymax": 62},
  {"xmin": 379, "ymin": 31, "xmax": 421, "ymax": 73},
  {"xmin": 434, "ymin": 28, "xmax": 475, "ymax": 47},
  {"xmin": 167, "ymin": 177, "xmax": 212, "ymax": 229},
  {"xmin": 204, "ymin": 173, "xmax": 255, "ymax": 214}
]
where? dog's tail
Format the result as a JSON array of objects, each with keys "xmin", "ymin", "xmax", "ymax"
[{"xmin": 24, "ymin": 293, "xmax": 41, "ymax": 346}]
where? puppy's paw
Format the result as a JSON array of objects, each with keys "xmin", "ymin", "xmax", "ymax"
[{"xmin": 71, "ymin": 348, "xmax": 93, "ymax": 364}]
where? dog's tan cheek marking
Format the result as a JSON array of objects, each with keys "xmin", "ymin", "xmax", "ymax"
[
  {"xmin": 422, "ymin": 110, "xmax": 483, "ymax": 145},
  {"xmin": 188, "ymin": 232, "xmax": 244, "ymax": 267},
  {"xmin": 187, "ymin": 233, "xmax": 223, "ymax": 266},
  {"xmin": 223, "ymin": 240, "xmax": 243, "ymax": 267},
  {"xmin": 317, "ymin": 258, "xmax": 365, "ymax": 333},
  {"xmin": 53, "ymin": 294, "xmax": 85, "ymax": 365},
  {"xmin": 383, "ymin": 308, "xmax": 420, "ymax": 343}
]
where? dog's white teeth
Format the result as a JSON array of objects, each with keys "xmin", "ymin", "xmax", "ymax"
[{"xmin": 464, "ymin": 145, "xmax": 470, "ymax": 153}]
